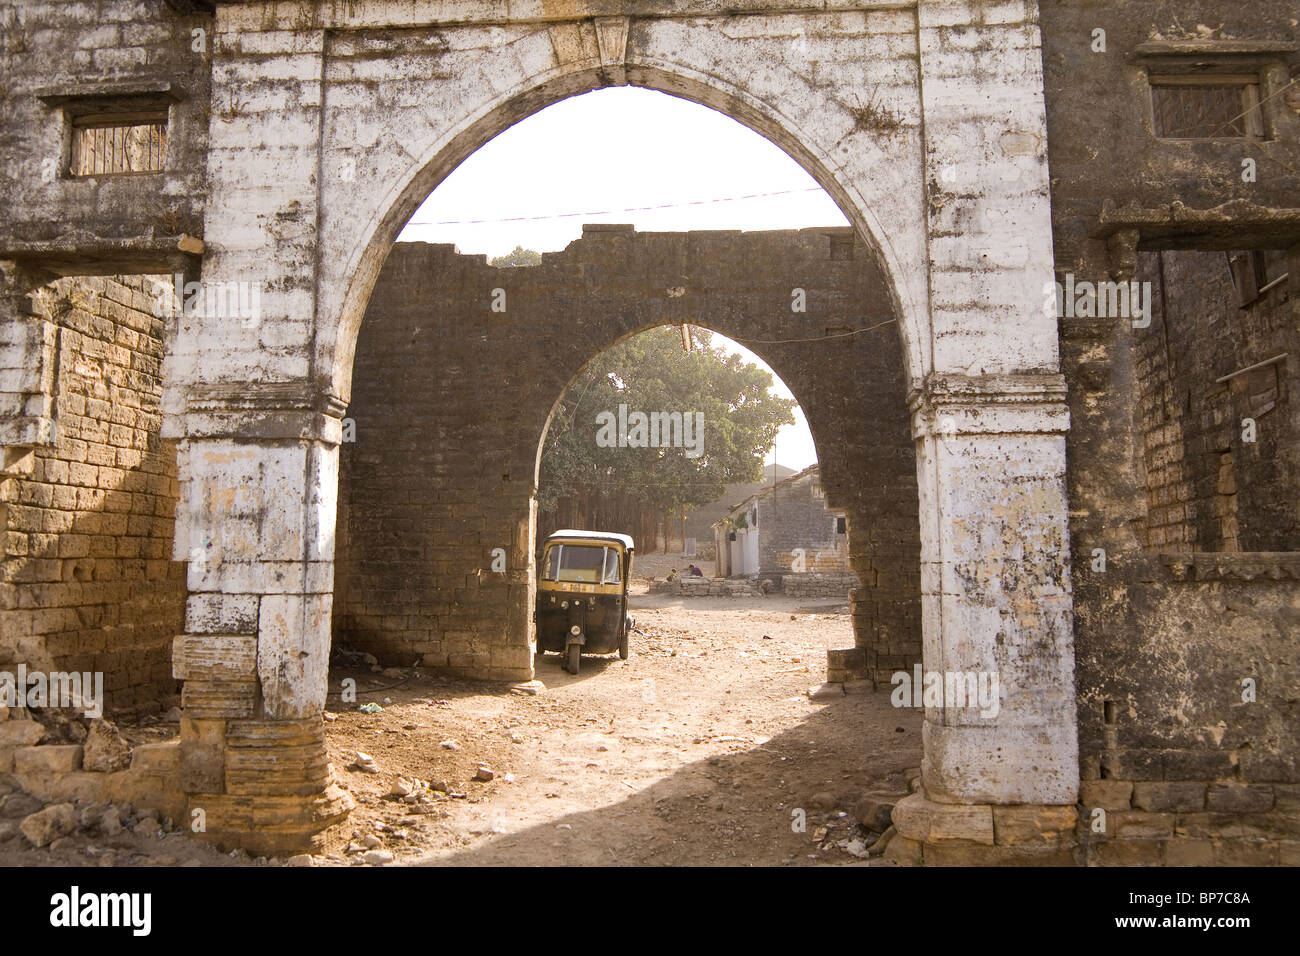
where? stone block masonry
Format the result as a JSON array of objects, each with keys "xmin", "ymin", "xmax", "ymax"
[{"xmin": 0, "ymin": 275, "xmax": 185, "ymax": 717}]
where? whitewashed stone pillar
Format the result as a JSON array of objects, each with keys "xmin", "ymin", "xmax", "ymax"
[
  {"xmin": 888, "ymin": 0, "xmax": 1080, "ymax": 862},
  {"xmin": 161, "ymin": 22, "xmax": 351, "ymax": 854}
]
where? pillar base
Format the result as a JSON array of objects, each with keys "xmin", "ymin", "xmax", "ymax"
[
  {"xmin": 888, "ymin": 790, "xmax": 1080, "ymax": 866},
  {"xmin": 189, "ymin": 782, "xmax": 354, "ymax": 857},
  {"xmin": 183, "ymin": 715, "xmax": 355, "ymax": 856}
]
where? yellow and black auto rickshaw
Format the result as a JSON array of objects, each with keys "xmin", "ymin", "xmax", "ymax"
[{"xmin": 535, "ymin": 530, "xmax": 635, "ymax": 675}]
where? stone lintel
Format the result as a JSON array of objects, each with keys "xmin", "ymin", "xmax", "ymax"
[{"xmin": 1096, "ymin": 199, "xmax": 1300, "ymax": 251}]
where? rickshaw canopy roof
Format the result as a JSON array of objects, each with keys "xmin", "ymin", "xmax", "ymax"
[{"xmin": 544, "ymin": 530, "xmax": 635, "ymax": 551}]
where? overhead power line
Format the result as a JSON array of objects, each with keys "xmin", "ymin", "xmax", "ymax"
[{"xmin": 404, "ymin": 187, "xmax": 827, "ymax": 226}]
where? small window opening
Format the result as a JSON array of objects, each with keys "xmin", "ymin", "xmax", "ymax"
[
  {"xmin": 1151, "ymin": 77, "xmax": 1263, "ymax": 139},
  {"xmin": 71, "ymin": 111, "xmax": 168, "ymax": 175}
]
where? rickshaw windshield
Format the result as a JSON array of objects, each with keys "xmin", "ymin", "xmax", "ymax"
[{"xmin": 543, "ymin": 544, "xmax": 622, "ymax": 585}]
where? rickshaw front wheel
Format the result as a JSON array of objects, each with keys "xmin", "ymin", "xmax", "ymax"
[
  {"xmin": 566, "ymin": 643, "xmax": 581, "ymax": 675},
  {"xmin": 618, "ymin": 623, "xmax": 629, "ymax": 660}
]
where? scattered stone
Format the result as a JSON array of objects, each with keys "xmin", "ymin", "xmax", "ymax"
[
  {"xmin": 20, "ymin": 803, "xmax": 79, "ymax": 847},
  {"xmin": 323, "ymin": 713, "xmax": 338, "ymax": 722},
  {"xmin": 474, "ymin": 766, "xmax": 495, "ymax": 782},
  {"xmin": 510, "ymin": 680, "xmax": 545, "ymax": 696},
  {"xmin": 0, "ymin": 821, "xmax": 16, "ymax": 842},
  {"xmin": 353, "ymin": 752, "xmax": 379, "ymax": 773},
  {"xmin": 429, "ymin": 780, "xmax": 449, "ymax": 793},
  {"xmin": 855, "ymin": 792, "xmax": 900, "ymax": 833},
  {"xmin": 100, "ymin": 806, "xmax": 123, "ymax": 836},
  {"xmin": 843, "ymin": 838, "xmax": 871, "ymax": 859},
  {"xmin": 807, "ymin": 683, "xmax": 845, "ymax": 701},
  {"xmin": 0, "ymin": 792, "xmax": 43, "ymax": 819},
  {"xmin": 82, "ymin": 719, "xmax": 133, "ymax": 773},
  {"xmin": 287, "ymin": 854, "xmax": 314, "ymax": 867},
  {"xmin": 361, "ymin": 834, "xmax": 383, "ymax": 849},
  {"xmin": 439, "ymin": 739, "xmax": 460, "ymax": 751},
  {"xmin": 391, "ymin": 778, "xmax": 414, "ymax": 797},
  {"xmin": 868, "ymin": 825, "xmax": 897, "ymax": 856},
  {"xmin": 358, "ymin": 702, "xmax": 383, "ymax": 714},
  {"xmin": 362, "ymin": 849, "xmax": 394, "ymax": 865},
  {"xmin": 78, "ymin": 802, "xmax": 108, "ymax": 829}
]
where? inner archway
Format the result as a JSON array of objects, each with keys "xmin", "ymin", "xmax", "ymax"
[{"xmin": 333, "ymin": 225, "xmax": 920, "ymax": 685}]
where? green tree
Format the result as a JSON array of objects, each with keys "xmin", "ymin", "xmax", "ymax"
[
  {"xmin": 489, "ymin": 245, "xmax": 543, "ymax": 268},
  {"xmin": 539, "ymin": 326, "xmax": 796, "ymax": 522}
]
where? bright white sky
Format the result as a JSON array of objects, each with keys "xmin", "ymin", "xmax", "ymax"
[{"xmin": 398, "ymin": 87, "xmax": 850, "ymax": 470}]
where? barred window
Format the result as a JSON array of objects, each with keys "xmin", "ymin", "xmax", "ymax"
[
  {"xmin": 71, "ymin": 112, "xmax": 168, "ymax": 175},
  {"xmin": 1151, "ymin": 77, "xmax": 1262, "ymax": 139}
]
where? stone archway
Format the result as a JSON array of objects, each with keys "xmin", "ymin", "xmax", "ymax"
[
  {"xmin": 161, "ymin": 2, "xmax": 1079, "ymax": 856},
  {"xmin": 333, "ymin": 227, "xmax": 921, "ymax": 691}
]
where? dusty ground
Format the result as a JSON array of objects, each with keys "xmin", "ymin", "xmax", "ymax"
[
  {"xmin": 0, "ymin": 587, "xmax": 921, "ymax": 867},
  {"xmin": 323, "ymin": 588, "xmax": 921, "ymax": 866}
]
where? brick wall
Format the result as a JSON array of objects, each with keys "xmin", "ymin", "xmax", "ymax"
[
  {"xmin": 336, "ymin": 228, "xmax": 921, "ymax": 676},
  {"xmin": 0, "ymin": 275, "xmax": 184, "ymax": 715},
  {"xmin": 1136, "ymin": 249, "xmax": 1298, "ymax": 553}
]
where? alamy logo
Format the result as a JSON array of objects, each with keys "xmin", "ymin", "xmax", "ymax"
[
  {"xmin": 0, "ymin": 666, "xmax": 103, "ymax": 718},
  {"xmin": 1044, "ymin": 274, "xmax": 1152, "ymax": 328},
  {"xmin": 891, "ymin": 665, "xmax": 1000, "ymax": 719},
  {"xmin": 151, "ymin": 274, "xmax": 261, "ymax": 326},
  {"xmin": 49, "ymin": 886, "xmax": 151, "ymax": 936},
  {"xmin": 595, "ymin": 404, "xmax": 704, "ymax": 459}
]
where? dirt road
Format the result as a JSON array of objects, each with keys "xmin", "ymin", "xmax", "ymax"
[{"xmin": 325, "ymin": 590, "xmax": 922, "ymax": 866}]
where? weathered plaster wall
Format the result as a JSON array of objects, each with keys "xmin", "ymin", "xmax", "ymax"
[{"xmin": 0, "ymin": 0, "xmax": 212, "ymax": 253}]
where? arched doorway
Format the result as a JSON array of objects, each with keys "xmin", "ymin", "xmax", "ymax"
[{"xmin": 164, "ymin": 7, "xmax": 1077, "ymax": 857}]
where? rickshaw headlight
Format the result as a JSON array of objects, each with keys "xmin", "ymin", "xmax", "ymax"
[{"xmin": 569, "ymin": 625, "xmax": 581, "ymax": 636}]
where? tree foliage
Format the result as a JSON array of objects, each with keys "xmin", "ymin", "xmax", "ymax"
[
  {"xmin": 489, "ymin": 245, "xmax": 543, "ymax": 268},
  {"xmin": 539, "ymin": 326, "xmax": 796, "ymax": 517}
]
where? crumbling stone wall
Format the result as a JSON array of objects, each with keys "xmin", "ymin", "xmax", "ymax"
[
  {"xmin": 336, "ymin": 228, "xmax": 920, "ymax": 678},
  {"xmin": 0, "ymin": 275, "xmax": 184, "ymax": 716},
  {"xmin": 1065, "ymin": 248, "xmax": 1300, "ymax": 864}
]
